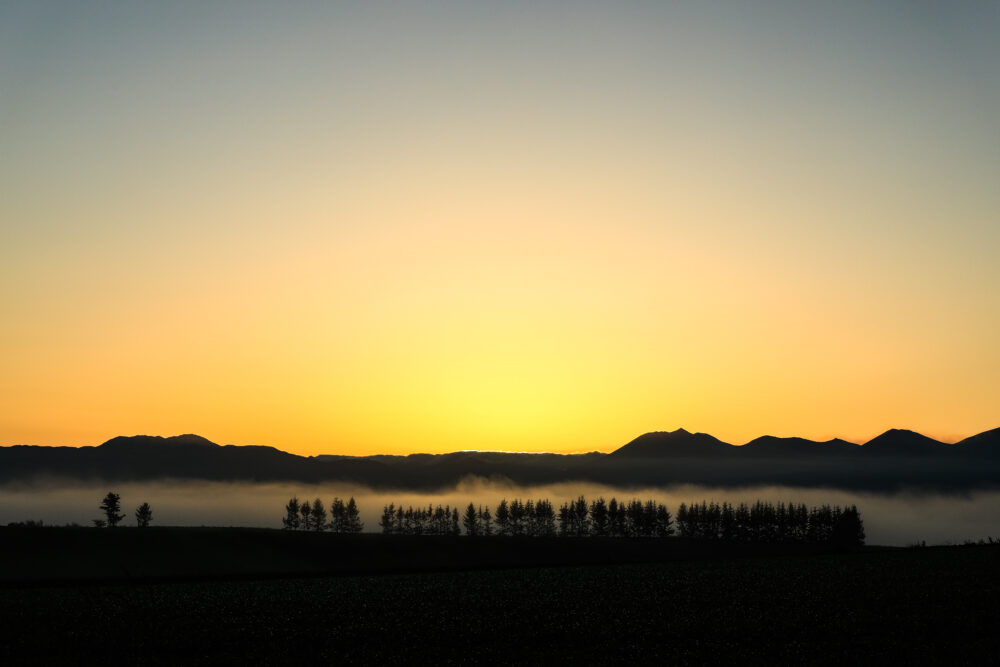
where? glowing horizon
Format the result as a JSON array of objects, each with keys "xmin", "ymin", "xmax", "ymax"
[
  {"xmin": 7, "ymin": 424, "xmax": 994, "ymax": 458},
  {"xmin": 2, "ymin": 3, "xmax": 998, "ymax": 457}
]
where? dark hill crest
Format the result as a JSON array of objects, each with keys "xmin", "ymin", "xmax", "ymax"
[
  {"xmin": 860, "ymin": 429, "xmax": 948, "ymax": 456},
  {"xmin": 99, "ymin": 434, "xmax": 220, "ymax": 449},
  {"xmin": 609, "ymin": 428, "xmax": 735, "ymax": 458},
  {"xmin": 741, "ymin": 435, "xmax": 859, "ymax": 457},
  {"xmin": 953, "ymin": 427, "xmax": 1000, "ymax": 459},
  {"xmin": 956, "ymin": 427, "xmax": 1000, "ymax": 448}
]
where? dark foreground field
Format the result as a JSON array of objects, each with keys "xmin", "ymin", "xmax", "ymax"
[{"xmin": 1, "ymin": 529, "xmax": 997, "ymax": 664}]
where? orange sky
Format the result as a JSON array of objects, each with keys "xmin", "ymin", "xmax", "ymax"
[{"xmin": 1, "ymin": 4, "xmax": 998, "ymax": 455}]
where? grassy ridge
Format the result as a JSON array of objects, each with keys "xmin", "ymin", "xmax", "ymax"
[{"xmin": 0, "ymin": 542, "xmax": 997, "ymax": 664}]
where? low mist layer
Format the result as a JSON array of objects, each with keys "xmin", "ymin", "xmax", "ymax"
[{"xmin": 2, "ymin": 479, "xmax": 998, "ymax": 547}]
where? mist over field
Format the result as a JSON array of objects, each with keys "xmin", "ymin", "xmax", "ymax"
[{"xmin": 2, "ymin": 479, "xmax": 997, "ymax": 547}]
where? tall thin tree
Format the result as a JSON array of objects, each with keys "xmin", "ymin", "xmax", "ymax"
[
  {"xmin": 345, "ymin": 497, "xmax": 363, "ymax": 533},
  {"xmin": 99, "ymin": 492, "xmax": 125, "ymax": 528},
  {"xmin": 135, "ymin": 502, "xmax": 153, "ymax": 528},
  {"xmin": 311, "ymin": 498, "xmax": 327, "ymax": 531},
  {"xmin": 283, "ymin": 497, "xmax": 301, "ymax": 530},
  {"xmin": 463, "ymin": 502, "xmax": 479, "ymax": 536}
]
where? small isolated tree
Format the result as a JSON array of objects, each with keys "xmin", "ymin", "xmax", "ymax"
[
  {"xmin": 135, "ymin": 502, "xmax": 153, "ymax": 528},
  {"xmin": 283, "ymin": 497, "xmax": 301, "ymax": 530},
  {"xmin": 92, "ymin": 519, "xmax": 106, "ymax": 528},
  {"xmin": 99, "ymin": 492, "xmax": 125, "ymax": 528}
]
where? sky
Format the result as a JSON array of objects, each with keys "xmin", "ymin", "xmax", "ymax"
[{"xmin": 2, "ymin": 2, "xmax": 998, "ymax": 456}]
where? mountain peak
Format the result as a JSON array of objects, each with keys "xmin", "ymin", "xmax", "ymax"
[
  {"xmin": 862, "ymin": 429, "xmax": 946, "ymax": 455},
  {"xmin": 99, "ymin": 434, "xmax": 219, "ymax": 449},
  {"xmin": 609, "ymin": 429, "xmax": 733, "ymax": 458}
]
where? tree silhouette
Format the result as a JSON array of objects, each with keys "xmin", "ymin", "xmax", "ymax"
[
  {"xmin": 572, "ymin": 496, "xmax": 590, "ymax": 537},
  {"xmin": 282, "ymin": 497, "xmax": 301, "ymax": 530},
  {"xmin": 478, "ymin": 505, "xmax": 493, "ymax": 536},
  {"xmin": 99, "ymin": 492, "xmax": 125, "ymax": 528},
  {"xmin": 345, "ymin": 497, "xmax": 363, "ymax": 533},
  {"xmin": 509, "ymin": 499, "xmax": 525, "ymax": 536},
  {"xmin": 608, "ymin": 498, "xmax": 624, "ymax": 537},
  {"xmin": 534, "ymin": 499, "xmax": 557, "ymax": 537},
  {"xmin": 135, "ymin": 502, "xmax": 153, "ymax": 528},
  {"xmin": 372, "ymin": 495, "xmax": 861, "ymax": 545},
  {"xmin": 590, "ymin": 498, "xmax": 609, "ymax": 537},
  {"xmin": 654, "ymin": 503, "xmax": 674, "ymax": 537},
  {"xmin": 463, "ymin": 502, "xmax": 479, "ymax": 536},
  {"xmin": 311, "ymin": 498, "xmax": 327, "ymax": 531},
  {"xmin": 330, "ymin": 497, "xmax": 346, "ymax": 532},
  {"xmin": 720, "ymin": 503, "xmax": 736, "ymax": 541},
  {"xmin": 831, "ymin": 505, "xmax": 865, "ymax": 547},
  {"xmin": 676, "ymin": 503, "xmax": 691, "ymax": 537},
  {"xmin": 380, "ymin": 503, "xmax": 397, "ymax": 534},
  {"xmin": 496, "ymin": 499, "xmax": 510, "ymax": 536},
  {"xmin": 300, "ymin": 499, "xmax": 313, "ymax": 531}
]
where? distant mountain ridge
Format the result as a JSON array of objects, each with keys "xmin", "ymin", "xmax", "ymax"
[
  {"xmin": 606, "ymin": 427, "xmax": 989, "ymax": 459},
  {"xmin": 1, "ymin": 426, "xmax": 998, "ymax": 492},
  {"xmin": 740, "ymin": 435, "xmax": 859, "ymax": 458}
]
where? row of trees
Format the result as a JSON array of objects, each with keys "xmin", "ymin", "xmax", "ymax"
[
  {"xmin": 456, "ymin": 497, "xmax": 675, "ymax": 538},
  {"xmin": 384, "ymin": 497, "xmax": 675, "ymax": 538},
  {"xmin": 380, "ymin": 496, "xmax": 865, "ymax": 545},
  {"xmin": 80, "ymin": 493, "xmax": 863, "ymax": 545},
  {"xmin": 379, "ymin": 503, "xmax": 462, "ymax": 536},
  {"xmin": 282, "ymin": 496, "xmax": 363, "ymax": 533},
  {"xmin": 94, "ymin": 492, "xmax": 152, "ymax": 528},
  {"xmin": 676, "ymin": 501, "xmax": 865, "ymax": 545}
]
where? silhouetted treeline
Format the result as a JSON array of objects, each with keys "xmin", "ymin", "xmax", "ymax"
[
  {"xmin": 378, "ymin": 503, "xmax": 461, "ymax": 536},
  {"xmin": 379, "ymin": 497, "xmax": 864, "ymax": 546},
  {"xmin": 676, "ymin": 501, "xmax": 864, "ymax": 546},
  {"xmin": 380, "ymin": 496, "xmax": 674, "ymax": 538},
  {"xmin": 282, "ymin": 496, "xmax": 363, "ymax": 533}
]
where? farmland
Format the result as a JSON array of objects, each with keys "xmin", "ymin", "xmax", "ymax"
[{"xmin": 1, "ymin": 528, "xmax": 997, "ymax": 664}]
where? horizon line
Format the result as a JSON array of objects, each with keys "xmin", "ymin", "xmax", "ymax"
[{"xmin": 6, "ymin": 425, "xmax": 999, "ymax": 456}]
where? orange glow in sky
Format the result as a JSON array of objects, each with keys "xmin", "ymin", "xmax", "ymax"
[{"xmin": 1, "ymin": 3, "xmax": 997, "ymax": 455}]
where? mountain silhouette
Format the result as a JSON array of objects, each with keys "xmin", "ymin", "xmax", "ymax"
[
  {"xmin": 608, "ymin": 429, "xmax": 735, "ymax": 458},
  {"xmin": 99, "ymin": 434, "xmax": 219, "ymax": 450},
  {"xmin": 860, "ymin": 429, "xmax": 950, "ymax": 456},
  {"xmin": 741, "ymin": 436, "xmax": 859, "ymax": 458},
  {"xmin": 2, "ymin": 427, "xmax": 999, "ymax": 492},
  {"xmin": 955, "ymin": 427, "xmax": 1000, "ymax": 456}
]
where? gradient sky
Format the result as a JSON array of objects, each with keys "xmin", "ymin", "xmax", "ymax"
[{"xmin": 2, "ymin": 2, "xmax": 998, "ymax": 455}]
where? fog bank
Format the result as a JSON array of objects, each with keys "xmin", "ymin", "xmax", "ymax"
[{"xmin": 2, "ymin": 479, "xmax": 997, "ymax": 547}]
